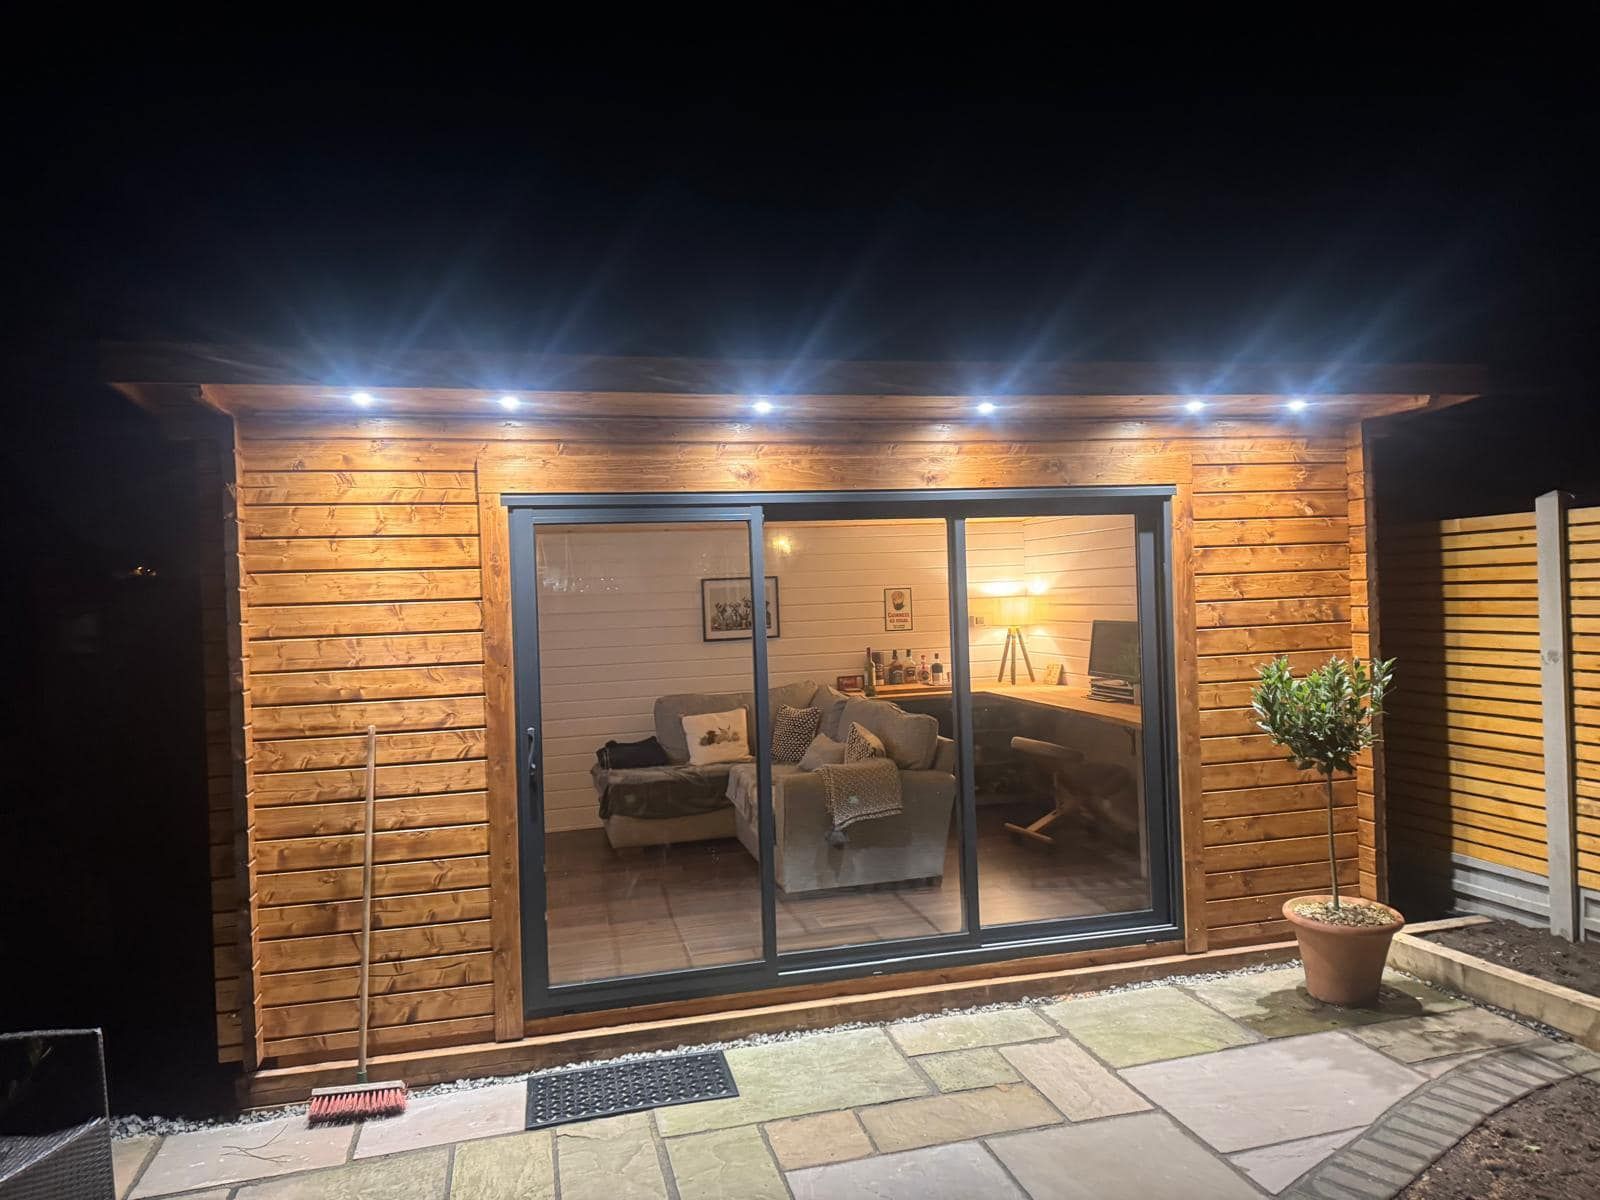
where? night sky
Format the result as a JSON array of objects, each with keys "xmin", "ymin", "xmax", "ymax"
[
  {"xmin": 2, "ymin": 44, "xmax": 1595, "ymax": 1114},
  {"xmin": 7, "ymin": 50, "xmax": 1598, "ymax": 375}
]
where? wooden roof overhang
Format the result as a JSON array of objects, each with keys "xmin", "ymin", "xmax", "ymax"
[{"xmin": 106, "ymin": 342, "xmax": 1486, "ymax": 429}]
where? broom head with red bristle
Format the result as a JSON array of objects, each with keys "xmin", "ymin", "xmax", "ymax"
[{"xmin": 308, "ymin": 1079, "xmax": 409, "ymax": 1123}]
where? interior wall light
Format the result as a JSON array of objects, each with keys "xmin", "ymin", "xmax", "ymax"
[
  {"xmin": 351, "ymin": 391, "xmax": 375, "ymax": 408},
  {"xmin": 1184, "ymin": 398, "xmax": 1207, "ymax": 414},
  {"xmin": 1287, "ymin": 397, "xmax": 1309, "ymax": 413},
  {"xmin": 976, "ymin": 400, "xmax": 997, "ymax": 415},
  {"xmin": 498, "ymin": 395, "xmax": 521, "ymax": 411},
  {"xmin": 751, "ymin": 397, "xmax": 775, "ymax": 415}
]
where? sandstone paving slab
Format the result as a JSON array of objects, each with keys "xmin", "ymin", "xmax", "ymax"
[
  {"xmin": 665, "ymin": 1125, "xmax": 787, "ymax": 1200},
  {"xmin": 787, "ymin": 1140, "xmax": 1025, "ymax": 1200},
  {"xmin": 113, "ymin": 1135, "xmax": 160, "ymax": 1198},
  {"xmin": 1121, "ymin": 1030, "xmax": 1426, "ymax": 1153},
  {"xmin": 1041, "ymin": 985, "xmax": 1258, "ymax": 1066},
  {"xmin": 233, "ymin": 1147, "xmax": 448, "ymax": 1199},
  {"xmin": 989, "ymin": 1111, "xmax": 1260, "ymax": 1200},
  {"xmin": 653, "ymin": 1028, "xmax": 926, "ymax": 1136},
  {"xmin": 353, "ymin": 1081, "xmax": 525, "ymax": 1159},
  {"xmin": 886, "ymin": 1007, "xmax": 1056, "ymax": 1055},
  {"xmin": 763, "ymin": 1110, "xmax": 874, "ymax": 1171},
  {"xmin": 856, "ymin": 1082, "xmax": 1061, "ymax": 1153},
  {"xmin": 556, "ymin": 1112, "xmax": 668, "ymax": 1200},
  {"xmin": 1348, "ymin": 1006, "xmax": 1539, "ymax": 1064},
  {"xmin": 997, "ymin": 1036, "xmax": 1151, "ymax": 1120},
  {"xmin": 916, "ymin": 1047, "xmax": 1021, "ymax": 1092},
  {"xmin": 1227, "ymin": 1127, "xmax": 1364, "ymax": 1194},
  {"xmin": 448, "ymin": 1128, "xmax": 555, "ymax": 1199},
  {"xmin": 130, "ymin": 1116, "xmax": 356, "ymax": 1196},
  {"xmin": 1184, "ymin": 967, "xmax": 1465, "ymax": 1039}
]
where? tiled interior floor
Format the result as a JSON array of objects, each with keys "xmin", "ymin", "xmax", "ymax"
[
  {"xmin": 546, "ymin": 806, "xmax": 1148, "ymax": 984},
  {"xmin": 115, "ymin": 967, "xmax": 1596, "ymax": 1200}
]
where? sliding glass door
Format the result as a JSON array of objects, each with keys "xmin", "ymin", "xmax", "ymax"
[{"xmin": 510, "ymin": 490, "xmax": 1178, "ymax": 1018}]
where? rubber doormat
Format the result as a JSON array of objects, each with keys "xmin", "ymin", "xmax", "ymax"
[{"xmin": 525, "ymin": 1050, "xmax": 738, "ymax": 1129}]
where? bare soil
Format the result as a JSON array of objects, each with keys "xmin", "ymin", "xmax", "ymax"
[
  {"xmin": 1424, "ymin": 919, "xmax": 1600, "ymax": 997},
  {"xmin": 1398, "ymin": 1075, "xmax": 1600, "ymax": 1199}
]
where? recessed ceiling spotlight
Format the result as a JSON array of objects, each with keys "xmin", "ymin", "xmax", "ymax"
[
  {"xmin": 1287, "ymin": 397, "xmax": 1309, "ymax": 413},
  {"xmin": 1184, "ymin": 398, "xmax": 1207, "ymax": 414},
  {"xmin": 751, "ymin": 397, "xmax": 775, "ymax": 415},
  {"xmin": 351, "ymin": 391, "xmax": 375, "ymax": 408},
  {"xmin": 976, "ymin": 400, "xmax": 997, "ymax": 416},
  {"xmin": 498, "ymin": 394, "xmax": 521, "ymax": 411}
]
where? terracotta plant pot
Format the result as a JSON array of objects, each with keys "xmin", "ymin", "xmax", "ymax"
[{"xmin": 1282, "ymin": 895, "xmax": 1405, "ymax": 1006}]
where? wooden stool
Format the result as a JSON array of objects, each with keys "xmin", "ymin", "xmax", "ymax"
[{"xmin": 1004, "ymin": 736, "xmax": 1085, "ymax": 845}]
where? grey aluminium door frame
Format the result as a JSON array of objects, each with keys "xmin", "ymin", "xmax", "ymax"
[{"xmin": 506, "ymin": 486, "xmax": 1183, "ymax": 1020}]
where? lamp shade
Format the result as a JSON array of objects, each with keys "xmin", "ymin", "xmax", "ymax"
[{"xmin": 997, "ymin": 593, "xmax": 1036, "ymax": 627}]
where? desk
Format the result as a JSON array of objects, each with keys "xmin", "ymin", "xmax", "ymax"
[{"xmin": 976, "ymin": 684, "xmax": 1141, "ymax": 729}]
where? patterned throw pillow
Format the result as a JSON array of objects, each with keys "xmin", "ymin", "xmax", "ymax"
[
  {"xmin": 772, "ymin": 705, "xmax": 822, "ymax": 764},
  {"xmin": 681, "ymin": 708, "xmax": 751, "ymax": 765},
  {"xmin": 844, "ymin": 721, "xmax": 885, "ymax": 763}
]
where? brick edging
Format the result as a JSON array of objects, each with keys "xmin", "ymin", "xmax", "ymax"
[{"xmin": 1282, "ymin": 1040, "xmax": 1600, "ymax": 1200}]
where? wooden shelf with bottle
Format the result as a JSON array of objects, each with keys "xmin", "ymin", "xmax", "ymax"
[{"xmin": 869, "ymin": 682, "xmax": 953, "ymax": 698}]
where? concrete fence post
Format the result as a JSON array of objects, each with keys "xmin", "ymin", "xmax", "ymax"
[{"xmin": 1535, "ymin": 489, "xmax": 1579, "ymax": 941}]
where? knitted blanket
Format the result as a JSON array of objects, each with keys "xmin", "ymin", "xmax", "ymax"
[{"xmin": 816, "ymin": 758, "xmax": 903, "ymax": 846}]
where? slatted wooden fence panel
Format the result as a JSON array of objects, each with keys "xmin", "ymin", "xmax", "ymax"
[
  {"xmin": 1378, "ymin": 511, "xmax": 1547, "ymax": 883},
  {"xmin": 1567, "ymin": 505, "xmax": 1600, "ymax": 892}
]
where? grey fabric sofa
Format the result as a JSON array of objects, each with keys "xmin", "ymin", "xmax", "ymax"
[{"xmin": 594, "ymin": 682, "xmax": 959, "ymax": 896}]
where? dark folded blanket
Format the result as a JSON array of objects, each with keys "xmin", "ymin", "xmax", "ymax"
[
  {"xmin": 816, "ymin": 758, "xmax": 903, "ymax": 846},
  {"xmin": 591, "ymin": 762, "xmax": 737, "ymax": 820}
]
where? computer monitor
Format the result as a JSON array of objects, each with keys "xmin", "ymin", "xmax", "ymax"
[{"xmin": 1088, "ymin": 619, "xmax": 1140, "ymax": 682}]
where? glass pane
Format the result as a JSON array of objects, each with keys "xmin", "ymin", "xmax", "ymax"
[
  {"xmin": 967, "ymin": 514, "xmax": 1152, "ymax": 927},
  {"xmin": 767, "ymin": 518, "xmax": 964, "ymax": 953},
  {"xmin": 535, "ymin": 521, "xmax": 763, "ymax": 985}
]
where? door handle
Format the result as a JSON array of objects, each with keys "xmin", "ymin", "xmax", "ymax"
[{"xmin": 525, "ymin": 727, "xmax": 541, "ymax": 823}]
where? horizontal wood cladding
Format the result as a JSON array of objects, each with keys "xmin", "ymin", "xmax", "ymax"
[
  {"xmin": 1189, "ymin": 435, "xmax": 1355, "ymax": 948},
  {"xmin": 230, "ymin": 414, "xmax": 1361, "ymax": 1068},
  {"xmin": 1379, "ymin": 508, "xmax": 1547, "ymax": 886}
]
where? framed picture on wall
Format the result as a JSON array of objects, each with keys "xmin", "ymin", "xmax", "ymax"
[
  {"xmin": 702, "ymin": 576, "xmax": 780, "ymax": 641},
  {"xmin": 883, "ymin": 587, "xmax": 913, "ymax": 631}
]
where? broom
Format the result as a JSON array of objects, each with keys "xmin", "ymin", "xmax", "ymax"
[{"xmin": 308, "ymin": 725, "xmax": 409, "ymax": 1123}]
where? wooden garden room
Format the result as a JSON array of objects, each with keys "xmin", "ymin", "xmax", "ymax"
[{"xmin": 109, "ymin": 347, "xmax": 1484, "ymax": 1102}]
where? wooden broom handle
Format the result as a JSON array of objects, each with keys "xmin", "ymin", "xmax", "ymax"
[{"xmin": 358, "ymin": 724, "xmax": 377, "ymax": 1081}]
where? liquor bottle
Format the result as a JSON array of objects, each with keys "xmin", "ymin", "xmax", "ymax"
[
  {"xmin": 931, "ymin": 653, "xmax": 945, "ymax": 685},
  {"xmin": 917, "ymin": 654, "xmax": 931, "ymax": 684},
  {"xmin": 865, "ymin": 647, "xmax": 877, "ymax": 695},
  {"xmin": 888, "ymin": 650, "xmax": 904, "ymax": 685}
]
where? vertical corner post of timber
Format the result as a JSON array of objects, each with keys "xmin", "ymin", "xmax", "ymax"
[{"xmin": 1535, "ymin": 489, "xmax": 1579, "ymax": 941}]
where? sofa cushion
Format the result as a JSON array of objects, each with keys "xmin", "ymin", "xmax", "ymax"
[
  {"xmin": 769, "ymin": 680, "xmax": 822, "ymax": 713},
  {"xmin": 840, "ymin": 697, "xmax": 940, "ymax": 770},
  {"xmin": 655, "ymin": 691, "xmax": 748, "ymax": 763},
  {"xmin": 655, "ymin": 682, "xmax": 821, "ymax": 762},
  {"xmin": 844, "ymin": 721, "xmax": 885, "ymax": 762},
  {"xmin": 813, "ymin": 685, "xmax": 853, "ymax": 740},
  {"xmin": 681, "ymin": 708, "xmax": 752, "ymax": 765},
  {"xmin": 798, "ymin": 733, "xmax": 846, "ymax": 771},
  {"xmin": 772, "ymin": 705, "xmax": 822, "ymax": 763}
]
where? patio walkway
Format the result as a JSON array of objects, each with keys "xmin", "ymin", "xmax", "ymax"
[{"xmin": 112, "ymin": 967, "xmax": 1600, "ymax": 1200}]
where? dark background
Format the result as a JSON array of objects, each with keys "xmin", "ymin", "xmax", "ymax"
[{"xmin": 2, "ymin": 45, "xmax": 1595, "ymax": 1115}]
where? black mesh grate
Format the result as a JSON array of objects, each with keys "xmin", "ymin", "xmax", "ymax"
[{"xmin": 525, "ymin": 1051, "xmax": 738, "ymax": 1130}]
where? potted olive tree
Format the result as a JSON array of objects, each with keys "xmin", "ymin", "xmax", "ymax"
[{"xmin": 1253, "ymin": 655, "xmax": 1400, "ymax": 1005}]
